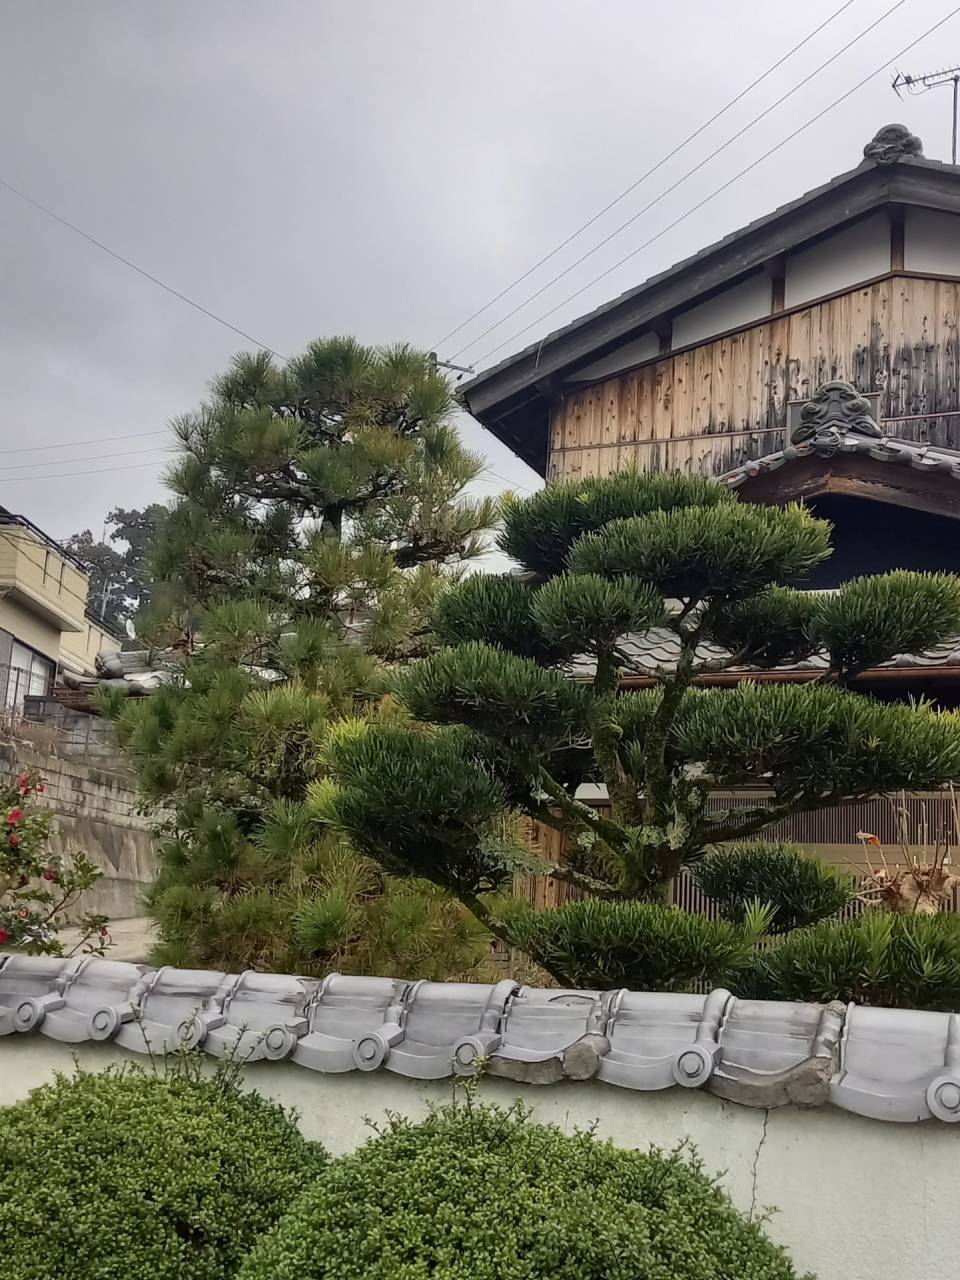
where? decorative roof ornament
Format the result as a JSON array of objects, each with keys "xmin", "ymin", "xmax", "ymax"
[
  {"xmin": 790, "ymin": 380, "xmax": 883, "ymax": 454},
  {"xmin": 863, "ymin": 123, "xmax": 923, "ymax": 165}
]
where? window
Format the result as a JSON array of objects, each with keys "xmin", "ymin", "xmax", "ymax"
[{"xmin": 5, "ymin": 642, "xmax": 54, "ymax": 714}]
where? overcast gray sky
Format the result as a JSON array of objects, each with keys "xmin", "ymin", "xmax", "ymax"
[{"xmin": 2, "ymin": 0, "xmax": 959, "ymax": 540}]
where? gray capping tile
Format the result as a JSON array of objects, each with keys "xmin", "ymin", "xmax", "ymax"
[
  {"xmin": 354, "ymin": 980, "xmax": 517, "ymax": 1080},
  {"xmin": 0, "ymin": 955, "xmax": 85, "ymax": 1037},
  {"xmin": 293, "ymin": 974, "xmax": 408, "ymax": 1074},
  {"xmin": 709, "ymin": 998, "xmax": 845, "ymax": 1109},
  {"xmin": 487, "ymin": 987, "xmax": 609, "ymax": 1084},
  {"xmin": 598, "ymin": 989, "xmax": 729, "ymax": 1092},
  {"xmin": 830, "ymin": 1005, "xmax": 960, "ymax": 1124},
  {"xmin": 20, "ymin": 957, "xmax": 144, "ymax": 1044},
  {"xmin": 202, "ymin": 971, "xmax": 315, "ymax": 1062},
  {"xmin": 90, "ymin": 966, "xmax": 236, "ymax": 1055}
]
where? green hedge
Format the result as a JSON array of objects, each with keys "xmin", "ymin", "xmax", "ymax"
[
  {"xmin": 0, "ymin": 1067, "xmax": 327, "ymax": 1280},
  {"xmin": 694, "ymin": 842, "xmax": 853, "ymax": 934},
  {"xmin": 240, "ymin": 1096, "xmax": 810, "ymax": 1280},
  {"xmin": 736, "ymin": 911, "xmax": 960, "ymax": 1009}
]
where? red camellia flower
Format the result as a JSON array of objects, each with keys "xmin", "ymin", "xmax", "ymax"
[
  {"xmin": 17, "ymin": 772, "xmax": 28, "ymax": 791},
  {"xmin": 99, "ymin": 927, "xmax": 109, "ymax": 938},
  {"xmin": 35, "ymin": 784, "xmax": 44, "ymax": 794},
  {"xmin": 9, "ymin": 833, "xmax": 21, "ymax": 848},
  {"xmin": 0, "ymin": 928, "xmax": 8, "ymax": 945},
  {"xmin": 41, "ymin": 866, "xmax": 55, "ymax": 881},
  {"xmin": 7, "ymin": 808, "xmax": 23, "ymax": 824}
]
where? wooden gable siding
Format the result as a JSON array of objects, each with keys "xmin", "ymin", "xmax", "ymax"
[{"xmin": 548, "ymin": 274, "xmax": 960, "ymax": 481}]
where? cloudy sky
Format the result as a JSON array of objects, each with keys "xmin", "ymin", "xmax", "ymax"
[{"xmin": 2, "ymin": 0, "xmax": 959, "ymax": 541}]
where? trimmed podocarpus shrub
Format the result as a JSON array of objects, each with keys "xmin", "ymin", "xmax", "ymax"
[
  {"xmin": 736, "ymin": 910, "xmax": 960, "ymax": 1009},
  {"xmin": 0, "ymin": 1066, "xmax": 327, "ymax": 1280},
  {"xmin": 240, "ymin": 1093, "xmax": 810, "ymax": 1280},
  {"xmin": 694, "ymin": 842, "xmax": 853, "ymax": 934}
]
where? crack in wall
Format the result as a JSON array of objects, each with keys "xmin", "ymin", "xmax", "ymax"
[{"xmin": 749, "ymin": 1109, "xmax": 771, "ymax": 1220}]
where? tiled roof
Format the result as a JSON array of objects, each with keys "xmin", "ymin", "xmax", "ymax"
[
  {"xmin": 720, "ymin": 428, "xmax": 960, "ymax": 491},
  {"xmin": 2, "ymin": 953, "xmax": 959, "ymax": 1124},
  {"xmin": 570, "ymin": 628, "xmax": 960, "ymax": 682}
]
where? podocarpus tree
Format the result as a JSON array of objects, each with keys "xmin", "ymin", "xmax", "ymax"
[
  {"xmin": 326, "ymin": 470, "xmax": 960, "ymax": 994},
  {"xmin": 104, "ymin": 339, "xmax": 496, "ymax": 978}
]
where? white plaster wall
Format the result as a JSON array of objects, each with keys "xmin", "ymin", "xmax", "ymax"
[
  {"xmin": 784, "ymin": 213, "xmax": 890, "ymax": 309},
  {"xmin": 563, "ymin": 331, "xmax": 660, "ymax": 383},
  {"xmin": 671, "ymin": 273, "xmax": 772, "ymax": 350},
  {"xmin": 2, "ymin": 1037, "xmax": 957, "ymax": 1280},
  {"xmin": 904, "ymin": 207, "xmax": 960, "ymax": 275}
]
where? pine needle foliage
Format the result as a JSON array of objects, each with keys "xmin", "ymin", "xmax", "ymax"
[
  {"xmin": 107, "ymin": 337, "xmax": 501, "ymax": 980},
  {"xmin": 325, "ymin": 467, "xmax": 960, "ymax": 999},
  {"xmin": 694, "ymin": 843, "xmax": 853, "ymax": 934}
]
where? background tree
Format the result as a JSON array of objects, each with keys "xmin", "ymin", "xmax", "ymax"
[
  {"xmin": 104, "ymin": 337, "xmax": 498, "ymax": 978},
  {"xmin": 64, "ymin": 504, "xmax": 167, "ymax": 637},
  {"xmin": 325, "ymin": 469, "xmax": 960, "ymax": 1003}
]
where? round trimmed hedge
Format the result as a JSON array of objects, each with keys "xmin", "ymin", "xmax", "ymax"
[
  {"xmin": 240, "ymin": 1097, "xmax": 809, "ymax": 1280},
  {"xmin": 0, "ymin": 1067, "xmax": 327, "ymax": 1280}
]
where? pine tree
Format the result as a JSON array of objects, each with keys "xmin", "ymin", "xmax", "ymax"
[
  {"xmin": 104, "ymin": 338, "xmax": 497, "ymax": 979},
  {"xmin": 325, "ymin": 470, "xmax": 960, "ymax": 1004}
]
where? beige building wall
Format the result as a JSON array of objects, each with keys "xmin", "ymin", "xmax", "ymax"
[
  {"xmin": 60, "ymin": 617, "xmax": 120, "ymax": 678},
  {"xmin": 0, "ymin": 524, "xmax": 88, "ymax": 666},
  {"xmin": 0, "ymin": 596, "xmax": 62, "ymax": 662}
]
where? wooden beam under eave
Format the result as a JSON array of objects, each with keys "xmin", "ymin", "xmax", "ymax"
[
  {"xmin": 731, "ymin": 453, "xmax": 960, "ymax": 522},
  {"xmin": 889, "ymin": 205, "xmax": 906, "ymax": 271}
]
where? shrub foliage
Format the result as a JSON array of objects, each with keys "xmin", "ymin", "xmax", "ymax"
[
  {"xmin": 694, "ymin": 843, "xmax": 853, "ymax": 934},
  {"xmin": 240, "ymin": 1093, "xmax": 810, "ymax": 1280},
  {"xmin": 0, "ymin": 1067, "xmax": 326, "ymax": 1280}
]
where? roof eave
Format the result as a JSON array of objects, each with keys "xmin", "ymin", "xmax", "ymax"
[{"xmin": 461, "ymin": 157, "xmax": 960, "ymax": 439}]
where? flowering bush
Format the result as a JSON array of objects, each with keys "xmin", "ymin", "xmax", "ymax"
[{"xmin": 0, "ymin": 770, "xmax": 109, "ymax": 954}]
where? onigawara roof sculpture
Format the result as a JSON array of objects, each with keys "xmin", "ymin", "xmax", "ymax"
[{"xmin": 2, "ymin": 953, "xmax": 959, "ymax": 1125}]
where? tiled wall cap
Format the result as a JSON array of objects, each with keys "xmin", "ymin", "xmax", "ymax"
[{"xmin": 3, "ymin": 954, "xmax": 960, "ymax": 1125}]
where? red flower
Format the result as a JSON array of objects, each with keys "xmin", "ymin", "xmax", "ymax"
[
  {"xmin": 0, "ymin": 928, "xmax": 8, "ymax": 945},
  {"xmin": 17, "ymin": 772, "xmax": 28, "ymax": 792},
  {"xmin": 35, "ymin": 784, "xmax": 44, "ymax": 794},
  {"xmin": 9, "ymin": 833, "xmax": 21, "ymax": 848},
  {"xmin": 7, "ymin": 808, "xmax": 23, "ymax": 824},
  {"xmin": 41, "ymin": 866, "xmax": 56, "ymax": 882},
  {"xmin": 99, "ymin": 927, "xmax": 109, "ymax": 938}
]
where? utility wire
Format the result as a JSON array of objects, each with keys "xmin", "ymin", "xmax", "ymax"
[
  {"xmin": 473, "ymin": 2, "xmax": 960, "ymax": 368},
  {"xmin": 433, "ymin": 0, "xmax": 859, "ymax": 351},
  {"xmin": 4, "ymin": 446, "xmax": 172, "ymax": 473},
  {"xmin": 7, "ymin": 429, "xmax": 168, "ymax": 456},
  {"xmin": 453, "ymin": 0, "xmax": 910, "ymax": 361},
  {"xmin": 0, "ymin": 175, "xmax": 284, "ymax": 359},
  {"xmin": 0, "ymin": 459, "xmax": 165, "ymax": 485}
]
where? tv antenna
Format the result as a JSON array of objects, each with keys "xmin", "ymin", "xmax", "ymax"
[{"xmin": 893, "ymin": 64, "xmax": 960, "ymax": 164}]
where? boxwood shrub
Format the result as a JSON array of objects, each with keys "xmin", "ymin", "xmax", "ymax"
[
  {"xmin": 0, "ymin": 1066, "xmax": 327, "ymax": 1280},
  {"xmin": 240, "ymin": 1094, "xmax": 810, "ymax": 1280}
]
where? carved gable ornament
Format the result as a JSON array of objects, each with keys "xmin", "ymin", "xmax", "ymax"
[
  {"xmin": 790, "ymin": 380, "xmax": 883, "ymax": 454},
  {"xmin": 862, "ymin": 123, "xmax": 923, "ymax": 165}
]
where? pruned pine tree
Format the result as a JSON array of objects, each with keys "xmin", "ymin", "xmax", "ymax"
[
  {"xmin": 103, "ymin": 339, "xmax": 497, "ymax": 979},
  {"xmin": 324, "ymin": 470, "xmax": 960, "ymax": 997}
]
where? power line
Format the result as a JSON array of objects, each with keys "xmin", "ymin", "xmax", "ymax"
[
  {"xmin": 0, "ymin": 459, "xmax": 165, "ymax": 484},
  {"xmin": 0, "ymin": 175, "xmax": 284, "ymax": 359},
  {"xmin": 433, "ymin": 0, "xmax": 859, "ymax": 352},
  {"xmin": 472, "ymin": 2, "xmax": 960, "ymax": 368},
  {"xmin": 453, "ymin": 0, "xmax": 910, "ymax": 361},
  {"xmin": 7, "ymin": 429, "xmax": 168, "ymax": 456},
  {"xmin": 4, "ymin": 446, "xmax": 172, "ymax": 474}
]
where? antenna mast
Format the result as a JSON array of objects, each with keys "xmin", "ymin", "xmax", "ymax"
[{"xmin": 893, "ymin": 65, "xmax": 960, "ymax": 164}]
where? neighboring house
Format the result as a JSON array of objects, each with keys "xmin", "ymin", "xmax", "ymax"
[
  {"xmin": 460, "ymin": 122, "xmax": 960, "ymax": 884},
  {"xmin": 0, "ymin": 507, "xmax": 119, "ymax": 713}
]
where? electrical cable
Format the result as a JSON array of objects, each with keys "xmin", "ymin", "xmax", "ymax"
[
  {"xmin": 471, "ymin": 2, "xmax": 960, "ymax": 368},
  {"xmin": 432, "ymin": 0, "xmax": 859, "ymax": 351},
  {"xmin": 452, "ymin": 0, "xmax": 911, "ymax": 361}
]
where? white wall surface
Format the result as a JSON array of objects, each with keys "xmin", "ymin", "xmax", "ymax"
[
  {"xmin": 2, "ymin": 1037, "xmax": 957, "ymax": 1280},
  {"xmin": 784, "ymin": 213, "xmax": 890, "ymax": 309},
  {"xmin": 671, "ymin": 272, "xmax": 772, "ymax": 350},
  {"xmin": 563, "ymin": 331, "xmax": 660, "ymax": 383},
  {"xmin": 904, "ymin": 207, "xmax": 960, "ymax": 275}
]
